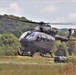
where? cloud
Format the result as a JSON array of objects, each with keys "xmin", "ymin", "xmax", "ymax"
[
  {"xmin": 68, "ymin": 12, "xmax": 76, "ymax": 21},
  {"xmin": 43, "ymin": 0, "xmax": 76, "ymax": 4},
  {"xmin": 42, "ymin": 5, "xmax": 58, "ymax": 14},
  {"xmin": 0, "ymin": 3, "xmax": 23, "ymax": 16}
]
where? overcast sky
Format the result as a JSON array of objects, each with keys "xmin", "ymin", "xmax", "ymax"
[{"xmin": 0, "ymin": 0, "xmax": 76, "ymax": 28}]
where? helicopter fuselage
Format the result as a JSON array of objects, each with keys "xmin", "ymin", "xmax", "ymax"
[{"xmin": 18, "ymin": 31, "xmax": 55, "ymax": 57}]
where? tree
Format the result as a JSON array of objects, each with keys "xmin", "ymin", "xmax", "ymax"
[
  {"xmin": 0, "ymin": 34, "xmax": 20, "ymax": 56},
  {"xmin": 55, "ymin": 42, "xmax": 68, "ymax": 56}
]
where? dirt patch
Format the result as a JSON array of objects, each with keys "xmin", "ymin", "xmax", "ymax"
[{"xmin": 60, "ymin": 62, "xmax": 76, "ymax": 75}]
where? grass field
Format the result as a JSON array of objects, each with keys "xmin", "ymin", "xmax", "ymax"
[{"xmin": 0, "ymin": 56, "xmax": 75, "ymax": 75}]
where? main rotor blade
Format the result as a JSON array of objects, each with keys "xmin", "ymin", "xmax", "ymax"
[
  {"xmin": 0, "ymin": 16, "xmax": 49, "ymax": 25},
  {"xmin": 50, "ymin": 22, "xmax": 76, "ymax": 25},
  {"xmin": 0, "ymin": 16, "xmax": 40, "ymax": 24},
  {"xmin": 0, "ymin": 16, "xmax": 76, "ymax": 25}
]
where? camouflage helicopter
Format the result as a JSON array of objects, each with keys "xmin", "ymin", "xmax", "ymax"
[{"xmin": 16, "ymin": 20, "xmax": 76, "ymax": 57}]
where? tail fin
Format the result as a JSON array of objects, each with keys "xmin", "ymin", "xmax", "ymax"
[{"xmin": 66, "ymin": 28, "xmax": 74, "ymax": 39}]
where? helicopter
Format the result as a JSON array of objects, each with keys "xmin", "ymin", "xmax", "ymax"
[
  {"xmin": 17, "ymin": 21, "xmax": 76, "ymax": 57},
  {"xmin": 0, "ymin": 16, "xmax": 76, "ymax": 57}
]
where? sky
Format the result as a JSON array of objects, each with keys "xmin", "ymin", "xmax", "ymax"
[{"xmin": 0, "ymin": 0, "xmax": 76, "ymax": 29}]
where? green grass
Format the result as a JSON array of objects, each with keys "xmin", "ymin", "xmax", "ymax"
[
  {"xmin": 0, "ymin": 63, "xmax": 67, "ymax": 75},
  {"xmin": 0, "ymin": 56, "xmax": 70, "ymax": 75},
  {"xmin": 0, "ymin": 56, "xmax": 54, "ymax": 64}
]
